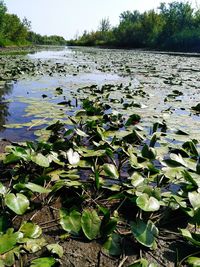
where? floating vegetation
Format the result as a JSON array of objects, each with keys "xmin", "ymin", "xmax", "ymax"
[
  {"xmin": 0, "ymin": 47, "xmax": 200, "ymax": 266},
  {"xmin": 0, "ymin": 94, "xmax": 200, "ymax": 266}
]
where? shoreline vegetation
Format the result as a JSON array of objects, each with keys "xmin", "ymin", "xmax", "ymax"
[
  {"xmin": 1, "ymin": 0, "xmax": 200, "ymax": 52},
  {"xmin": 0, "ymin": 0, "xmax": 66, "ymax": 47},
  {"xmin": 68, "ymin": 1, "xmax": 200, "ymax": 53}
]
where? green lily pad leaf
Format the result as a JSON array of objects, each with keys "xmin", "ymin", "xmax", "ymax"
[
  {"xmin": 162, "ymin": 166, "xmax": 184, "ymax": 179},
  {"xmin": 171, "ymin": 195, "xmax": 187, "ymax": 209},
  {"xmin": 2, "ymin": 251, "xmax": 14, "ymax": 266},
  {"xmin": 0, "ymin": 183, "xmax": 7, "ymax": 195},
  {"xmin": 184, "ymin": 158, "xmax": 197, "ymax": 172},
  {"xmin": 102, "ymin": 184, "xmax": 121, "ymax": 191},
  {"xmin": 66, "ymin": 148, "xmax": 80, "ymax": 165},
  {"xmin": 47, "ymin": 152, "xmax": 64, "ymax": 166},
  {"xmin": 60, "ymin": 209, "xmax": 81, "ymax": 235},
  {"xmin": 128, "ymin": 258, "xmax": 149, "ymax": 267},
  {"xmin": 19, "ymin": 222, "xmax": 42, "ymax": 239},
  {"xmin": 23, "ymin": 238, "xmax": 47, "ymax": 253},
  {"xmin": 47, "ymin": 244, "xmax": 64, "ymax": 258},
  {"xmin": 25, "ymin": 182, "xmax": 51, "ymax": 193},
  {"xmin": 165, "ymin": 153, "xmax": 187, "ymax": 167},
  {"xmin": 182, "ymin": 141, "xmax": 198, "ymax": 157},
  {"xmin": 59, "ymin": 169, "xmax": 77, "ymax": 179},
  {"xmin": 0, "ymin": 247, "xmax": 20, "ymax": 267},
  {"xmin": 103, "ymin": 164, "xmax": 119, "ymax": 179},
  {"xmin": 130, "ymin": 172, "xmax": 144, "ymax": 187},
  {"xmin": 123, "ymin": 129, "xmax": 144, "ymax": 143},
  {"xmin": 131, "ymin": 219, "xmax": 158, "ymax": 248},
  {"xmin": 97, "ymin": 126, "xmax": 106, "ymax": 141},
  {"xmin": 190, "ymin": 208, "xmax": 200, "ymax": 225},
  {"xmin": 31, "ymin": 153, "xmax": 49, "ymax": 167},
  {"xmin": 81, "ymin": 209, "xmax": 101, "ymax": 240},
  {"xmin": 187, "ymin": 256, "xmax": 200, "ymax": 266},
  {"xmin": 65, "ymin": 180, "xmax": 82, "ymax": 187},
  {"xmin": 5, "ymin": 193, "xmax": 30, "ymax": 215},
  {"xmin": 129, "ymin": 153, "xmax": 142, "ymax": 169},
  {"xmin": 3, "ymin": 153, "xmax": 20, "ymax": 164},
  {"xmin": 0, "ymin": 229, "xmax": 23, "ymax": 254},
  {"xmin": 75, "ymin": 128, "xmax": 89, "ymax": 137},
  {"xmin": 149, "ymin": 133, "xmax": 159, "ymax": 148},
  {"xmin": 5, "ymin": 146, "xmax": 27, "ymax": 158},
  {"xmin": 136, "ymin": 194, "xmax": 160, "ymax": 212},
  {"xmin": 192, "ymin": 103, "xmax": 200, "ymax": 112},
  {"xmin": 175, "ymin": 129, "xmax": 188, "ymax": 135},
  {"xmin": 180, "ymin": 228, "xmax": 200, "ymax": 247},
  {"xmin": 188, "ymin": 191, "xmax": 200, "ymax": 211},
  {"xmin": 125, "ymin": 114, "xmax": 141, "ymax": 126},
  {"xmin": 103, "ymin": 233, "xmax": 122, "ymax": 256},
  {"xmin": 30, "ymin": 257, "xmax": 56, "ymax": 267},
  {"xmin": 141, "ymin": 144, "xmax": 156, "ymax": 160},
  {"xmin": 48, "ymin": 169, "xmax": 64, "ymax": 181},
  {"xmin": 182, "ymin": 170, "xmax": 198, "ymax": 188},
  {"xmin": 79, "ymin": 149, "xmax": 106, "ymax": 158},
  {"xmin": 75, "ymin": 109, "xmax": 87, "ymax": 117},
  {"xmin": 100, "ymin": 213, "xmax": 117, "ymax": 237}
]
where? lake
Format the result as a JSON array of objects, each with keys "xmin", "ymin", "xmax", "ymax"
[{"xmin": 0, "ymin": 46, "xmax": 200, "ymax": 143}]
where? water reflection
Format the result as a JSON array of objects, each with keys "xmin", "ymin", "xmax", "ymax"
[
  {"xmin": 28, "ymin": 46, "xmax": 72, "ymax": 60},
  {"xmin": 0, "ymin": 82, "xmax": 13, "ymax": 131}
]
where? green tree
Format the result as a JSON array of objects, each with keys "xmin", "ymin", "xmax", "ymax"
[
  {"xmin": 70, "ymin": 1, "xmax": 200, "ymax": 52},
  {"xmin": 114, "ymin": 10, "xmax": 144, "ymax": 47},
  {"xmin": 2, "ymin": 14, "xmax": 28, "ymax": 43},
  {"xmin": 140, "ymin": 10, "xmax": 164, "ymax": 46},
  {"xmin": 0, "ymin": 0, "xmax": 6, "ymax": 26},
  {"xmin": 99, "ymin": 17, "xmax": 111, "ymax": 32},
  {"xmin": 159, "ymin": 1, "xmax": 194, "ymax": 36}
]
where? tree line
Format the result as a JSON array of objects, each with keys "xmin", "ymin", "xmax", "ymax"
[
  {"xmin": 1, "ymin": 0, "xmax": 200, "ymax": 51},
  {"xmin": 69, "ymin": 1, "xmax": 200, "ymax": 52},
  {"xmin": 0, "ymin": 0, "xmax": 66, "ymax": 47}
]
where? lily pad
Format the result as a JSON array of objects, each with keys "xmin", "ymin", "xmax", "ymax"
[
  {"xmin": 60, "ymin": 209, "xmax": 82, "ymax": 235},
  {"xmin": 81, "ymin": 209, "xmax": 101, "ymax": 240},
  {"xmin": 30, "ymin": 257, "xmax": 56, "ymax": 267},
  {"xmin": 136, "ymin": 193, "xmax": 160, "ymax": 212},
  {"xmin": 5, "ymin": 193, "xmax": 30, "ymax": 215},
  {"xmin": 131, "ymin": 219, "xmax": 158, "ymax": 248}
]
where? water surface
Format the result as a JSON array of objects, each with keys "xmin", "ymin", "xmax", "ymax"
[{"xmin": 0, "ymin": 46, "xmax": 200, "ymax": 142}]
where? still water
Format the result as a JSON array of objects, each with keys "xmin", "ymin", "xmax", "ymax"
[
  {"xmin": 0, "ymin": 47, "xmax": 128, "ymax": 141},
  {"xmin": 0, "ymin": 46, "xmax": 199, "ymax": 142}
]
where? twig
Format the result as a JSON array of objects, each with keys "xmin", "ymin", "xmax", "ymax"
[
  {"xmin": 140, "ymin": 249, "xmax": 143, "ymax": 259},
  {"xmin": 117, "ymin": 229, "xmax": 132, "ymax": 236},
  {"xmin": 147, "ymin": 251, "xmax": 166, "ymax": 267},
  {"xmin": 97, "ymin": 251, "xmax": 101, "ymax": 267},
  {"xmin": 49, "ymin": 206, "xmax": 59, "ymax": 211},
  {"xmin": 9, "ymin": 177, "xmax": 13, "ymax": 188},
  {"xmin": 12, "ymin": 215, "xmax": 18, "ymax": 222},
  {"xmin": 115, "ymin": 197, "xmax": 127, "ymax": 212},
  {"xmin": 29, "ymin": 210, "xmax": 40, "ymax": 221},
  {"xmin": 82, "ymin": 188, "xmax": 99, "ymax": 206},
  {"xmin": 39, "ymin": 218, "xmax": 59, "ymax": 226},
  {"xmin": 42, "ymin": 223, "xmax": 59, "ymax": 230},
  {"xmin": 118, "ymin": 256, "xmax": 128, "ymax": 267}
]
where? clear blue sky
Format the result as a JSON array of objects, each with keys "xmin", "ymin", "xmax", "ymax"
[{"xmin": 4, "ymin": 0, "xmax": 198, "ymax": 39}]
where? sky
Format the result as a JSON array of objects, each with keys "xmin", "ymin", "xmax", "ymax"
[{"xmin": 4, "ymin": 0, "xmax": 199, "ymax": 40}]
